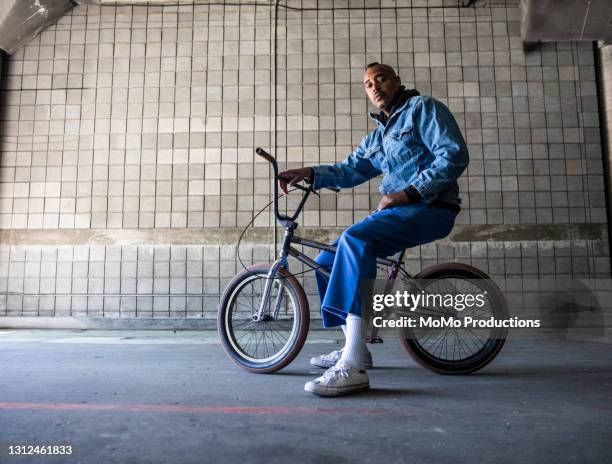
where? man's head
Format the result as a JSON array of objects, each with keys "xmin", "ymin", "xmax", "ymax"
[{"xmin": 363, "ymin": 62, "xmax": 402, "ymax": 114}]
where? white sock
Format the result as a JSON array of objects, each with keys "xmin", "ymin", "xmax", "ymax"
[
  {"xmin": 339, "ymin": 314, "xmax": 367, "ymax": 369},
  {"xmin": 340, "ymin": 323, "xmax": 370, "ymax": 357}
]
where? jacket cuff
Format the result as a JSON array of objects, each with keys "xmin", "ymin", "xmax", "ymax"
[
  {"xmin": 411, "ymin": 178, "xmax": 436, "ymax": 202},
  {"xmin": 310, "ymin": 165, "xmax": 325, "ymax": 191}
]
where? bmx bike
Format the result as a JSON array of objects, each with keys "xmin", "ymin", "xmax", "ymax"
[{"xmin": 217, "ymin": 148, "xmax": 508, "ymax": 374}]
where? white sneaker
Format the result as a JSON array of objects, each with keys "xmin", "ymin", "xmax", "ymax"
[
  {"xmin": 310, "ymin": 348, "xmax": 373, "ymax": 370},
  {"xmin": 304, "ymin": 361, "xmax": 370, "ymax": 397}
]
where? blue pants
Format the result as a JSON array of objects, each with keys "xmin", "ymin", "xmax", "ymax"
[{"xmin": 314, "ymin": 203, "xmax": 457, "ymax": 328}]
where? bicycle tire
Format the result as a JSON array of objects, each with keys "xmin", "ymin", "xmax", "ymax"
[
  {"xmin": 398, "ymin": 263, "xmax": 508, "ymax": 374},
  {"xmin": 217, "ymin": 263, "xmax": 310, "ymax": 374}
]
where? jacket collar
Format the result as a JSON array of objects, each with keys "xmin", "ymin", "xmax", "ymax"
[{"xmin": 368, "ymin": 87, "xmax": 420, "ymax": 127}]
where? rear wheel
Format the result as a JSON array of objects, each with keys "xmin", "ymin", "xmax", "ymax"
[
  {"xmin": 217, "ymin": 264, "xmax": 309, "ymax": 373},
  {"xmin": 398, "ymin": 263, "xmax": 508, "ymax": 374}
]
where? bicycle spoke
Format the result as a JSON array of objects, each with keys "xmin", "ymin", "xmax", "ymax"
[
  {"xmin": 224, "ymin": 272, "xmax": 299, "ymax": 363},
  {"xmin": 404, "ymin": 274, "xmax": 501, "ymax": 362}
]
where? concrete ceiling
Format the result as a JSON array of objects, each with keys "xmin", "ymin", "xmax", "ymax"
[{"xmin": 0, "ymin": 1, "xmax": 610, "ymax": 55}]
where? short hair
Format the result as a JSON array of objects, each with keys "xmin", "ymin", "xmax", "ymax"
[{"xmin": 365, "ymin": 62, "xmax": 398, "ymax": 78}]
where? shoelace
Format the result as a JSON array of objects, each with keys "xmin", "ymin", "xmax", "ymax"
[
  {"xmin": 321, "ymin": 364, "xmax": 350, "ymax": 381},
  {"xmin": 321, "ymin": 350, "xmax": 342, "ymax": 361}
]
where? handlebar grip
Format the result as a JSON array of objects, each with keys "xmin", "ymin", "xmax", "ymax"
[{"xmin": 255, "ymin": 147, "xmax": 275, "ymax": 165}]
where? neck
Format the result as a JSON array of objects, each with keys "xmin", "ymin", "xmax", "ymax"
[{"xmin": 382, "ymin": 88, "xmax": 405, "ymax": 116}]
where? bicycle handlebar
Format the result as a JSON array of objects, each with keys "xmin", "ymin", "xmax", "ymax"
[
  {"xmin": 255, "ymin": 147, "xmax": 338, "ymax": 223},
  {"xmin": 255, "ymin": 147, "xmax": 275, "ymax": 165}
]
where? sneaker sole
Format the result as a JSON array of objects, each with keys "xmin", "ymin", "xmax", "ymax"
[{"xmin": 304, "ymin": 381, "xmax": 370, "ymax": 397}]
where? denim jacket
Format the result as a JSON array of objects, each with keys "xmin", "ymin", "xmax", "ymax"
[{"xmin": 311, "ymin": 95, "xmax": 469, "ymax": 205}]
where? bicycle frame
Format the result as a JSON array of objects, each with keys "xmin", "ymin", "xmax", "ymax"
[{"xmin": 253, "ymin": 148, "xmax": 418, "ymax": 342}]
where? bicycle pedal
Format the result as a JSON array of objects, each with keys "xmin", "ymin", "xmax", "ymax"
[{"xmin": 366, "ymin": 336, "xmax": 383, "ymax": 344}]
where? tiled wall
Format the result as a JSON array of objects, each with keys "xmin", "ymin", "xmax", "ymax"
[
  {"xmin": 1, "ymin": 239, "xmax": 609, "ymax": 320},
  {"xmin": 0, "ymin": 1, "xmax": 609, "ymax": 322}
]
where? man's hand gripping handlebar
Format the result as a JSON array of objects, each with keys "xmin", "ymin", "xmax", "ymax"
[
  {"xmin": 278, "ymin": 167, "xmax": 314, "ymax": 195},
  {"xmin": 255, "ymin": 147, "xmax": 339, "ymax": 195},
  {"xmin": 255, "ymin": 147, "xmax": 338, "ymax": 223}
]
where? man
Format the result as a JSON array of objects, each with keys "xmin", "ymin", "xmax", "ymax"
[{"xmin": 279, "ymin": 63, "xmax": 469, "ymax": 397}]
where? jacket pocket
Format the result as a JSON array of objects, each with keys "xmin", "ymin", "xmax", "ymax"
[
  {"xmin": 399, "ymin": 125, "xmax": 414, "ymax": 142},
  {"xmin": 386, "ymin": 125, "xmax": 415, "ymax": 147}
]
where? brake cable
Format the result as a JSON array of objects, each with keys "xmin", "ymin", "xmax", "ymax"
[{"xmin": 235, "ymin": 187, "xmax": 328, "ymax": 280}]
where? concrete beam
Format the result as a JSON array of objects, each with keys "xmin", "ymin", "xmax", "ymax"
[
  {"xmin": 94, "ymin": 1, "xmax": 224, "ymax": 3},
  {"xmin": 0, "ymin": 0, "xmax": 74, "ymax": 55},
  {"xmin": 0, "ymin": 224, "xmax": 607, "ymax": 247},
  {"xmin": 521, "ymin": 0, "xmax": 612, "ymax": 42},
  {"xmin": 0, "ymin": 317, "xmax": 217, "ymax": 330}
]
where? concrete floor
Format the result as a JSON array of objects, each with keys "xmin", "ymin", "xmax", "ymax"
[{"xmin": 0, "ymin": 330, "xmax": 610, "ymax": 464}]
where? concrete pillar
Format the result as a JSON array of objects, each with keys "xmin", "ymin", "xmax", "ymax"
[
  {"xmin": 599, "ymin": 44, "xmax": 612, "ymax": 165},
  {"xmin": 596, "ymin": 42, "xmax": 612, "ymax": 269},
  {"xmin": 0, "ymin": 50, "xmax": 3, "ymax": 107}
]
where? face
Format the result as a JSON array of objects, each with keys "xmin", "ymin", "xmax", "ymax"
[{"xmin": 363, "ymin": 65, "xmax": 401, "ymax": 113}]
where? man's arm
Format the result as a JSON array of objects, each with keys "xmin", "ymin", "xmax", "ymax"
[
  {"xmin": 410, "ymin": 97, "xmax": 469, "ymax": 202},
  {"xmin": 310, "ymin": 135, "xmax": 382, "ymax": 191},
  {"xmin": 279, "ymin": 135, "xmax": 382, "ymax": 193}
]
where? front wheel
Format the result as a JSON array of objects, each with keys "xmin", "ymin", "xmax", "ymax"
[
  {"xmin": 398, "ymin": 263, "xmax": 508, "ymax": 374},
  {"xmin": 217, "ymin": 264, "xmax": 310, "ymax": 373}
]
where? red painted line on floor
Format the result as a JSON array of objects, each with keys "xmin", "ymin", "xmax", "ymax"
[{"xmin": 0, "ymin": 402, "xmax": 419, "ymax": 417}]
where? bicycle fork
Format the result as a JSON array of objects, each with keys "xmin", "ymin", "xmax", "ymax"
[{"xmin": 253, "ymin": 223, "xmax": 295, "ymax": 322}]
